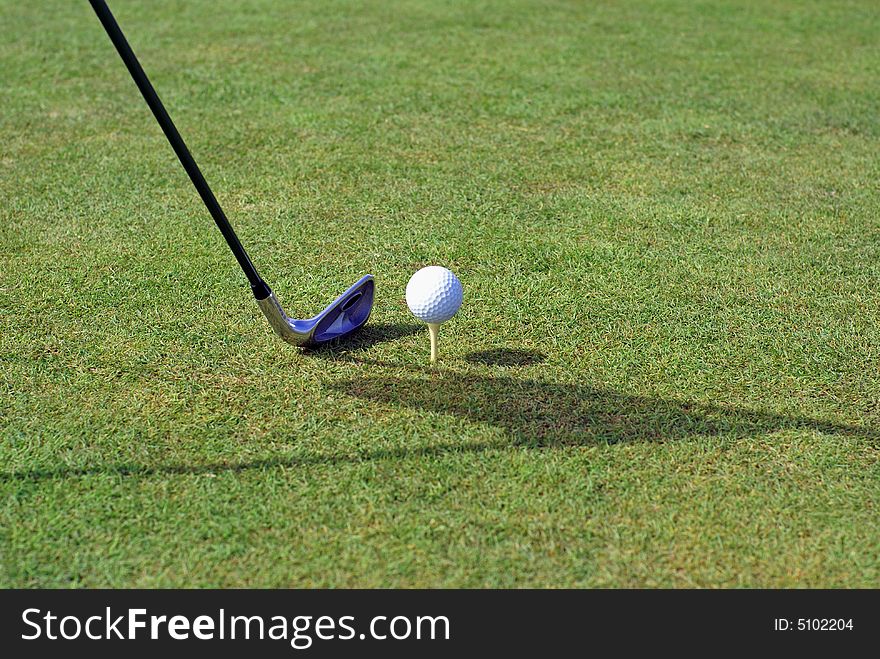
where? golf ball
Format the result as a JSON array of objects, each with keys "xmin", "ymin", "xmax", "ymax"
[{"xmin": 406, "ymin": 266, "xmax": 463, "ymax": 324}]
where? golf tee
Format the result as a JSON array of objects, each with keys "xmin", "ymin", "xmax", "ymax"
[{"xmin": 428, "ymin": 323, "xmax": 440, "ymax": 364}]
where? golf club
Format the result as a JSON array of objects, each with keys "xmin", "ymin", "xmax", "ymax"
[{"xmin": 89, "ymin": 0, "xmax": 374, "ymax": 346}]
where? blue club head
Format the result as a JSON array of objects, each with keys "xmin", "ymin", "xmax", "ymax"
[{"xmin": 256, "ymin": 275, "xmax": 375, "ymax": 346}]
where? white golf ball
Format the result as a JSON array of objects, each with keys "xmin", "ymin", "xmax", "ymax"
[{"xmin": 406, "ymin": 266, "xmax": 463, "ymax": 324}]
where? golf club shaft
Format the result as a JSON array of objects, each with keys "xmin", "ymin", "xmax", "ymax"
[{"xmin": 89, "ymin": 0, "xmax": 270, "ymax": 299}]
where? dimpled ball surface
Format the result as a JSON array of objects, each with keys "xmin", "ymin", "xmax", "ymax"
[{"xmin": 406, "ymin": 266, "xmax": 463, "ymax": 324}]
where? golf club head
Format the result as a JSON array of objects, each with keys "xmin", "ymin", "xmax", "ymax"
[{"xmin": 256, "ymin": 275, "xmax": 375, "ymax": 346}]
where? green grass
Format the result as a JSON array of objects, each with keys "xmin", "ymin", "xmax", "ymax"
[{"xmin": 2, "ymin": 0, "xmax": 879, "ymax": 587}]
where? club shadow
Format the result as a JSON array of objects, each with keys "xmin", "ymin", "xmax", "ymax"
[
  {"xmin": 0, "ymin": 440, "xmax": 508, "ymax": 484},
  {"xmin": 4, "ymin": 376, "xmax": 873, "ymax": 484},
  {"xmin": 302, "ymin": 322, "xmax": 423, "ymax": 356}
]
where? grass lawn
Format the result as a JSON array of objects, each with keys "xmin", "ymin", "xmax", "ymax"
[{"xmin": 2, "ymin": 0, "xmax": 879, "ymax": 587}]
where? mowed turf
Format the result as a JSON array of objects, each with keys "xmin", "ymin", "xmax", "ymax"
[{"xmin": 1, "ymin": 0, "xmax": 879, "ymax": 587}]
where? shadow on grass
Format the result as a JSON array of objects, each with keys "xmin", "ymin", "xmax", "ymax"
[
  {"xmin": 0, "ymin": 441, "xmax": 505, "ymax": 483},
  {"xmin": 302, "ymin": 322, "xmax": 423, "ymax": 356},
  {"xmin": 329, "ymin": 374, "xmax": 877, "ymax": 446},
  {"xmin": 3, "ymin": 374, "xmax": 875, "ymax": 483}
]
